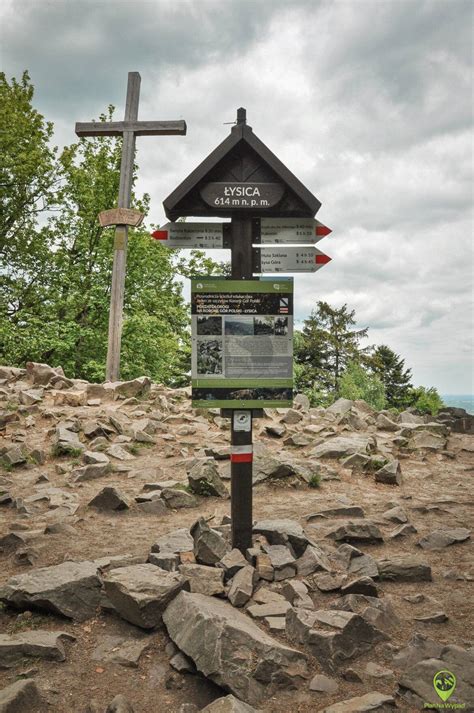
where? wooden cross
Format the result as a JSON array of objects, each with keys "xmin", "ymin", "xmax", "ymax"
[{"xmin": 75, "ymin": 71, "xmax": 186, "ymax": 382}]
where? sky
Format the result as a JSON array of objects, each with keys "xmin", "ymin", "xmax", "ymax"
[{"xmin": 1, "ymin": 0, "xmax": 473, "ymax": 394}]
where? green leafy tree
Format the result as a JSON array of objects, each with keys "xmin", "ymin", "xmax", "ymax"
[
  {"xmin": 409, "ymin": 386, "xmax": 444, "ymax": 416},
  {"xmin": 368, "ymin": 344, "xmax": 412, "ymax": 409},
  {"xmin": 338, "ymin": 360, "xmax": 386, "ymax": 410},
  {"xmin": 295, "ymin": 302, "xmax": 368, "ymax": 400}
]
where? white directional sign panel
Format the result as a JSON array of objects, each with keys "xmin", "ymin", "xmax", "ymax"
[
  {"xmin": 152, "ymin": 222, "xmax": 226, "ymax": 248},
  {"xmin": 258, "ymin": 218, "xmax": 332, "ymax": 245},
  {"xmin": 254, "ymin": 246, "xmax": 331, "ymax": 273}
]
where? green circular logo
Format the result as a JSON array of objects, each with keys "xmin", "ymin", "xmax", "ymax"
[{"xmin": 433, "ymin": 670, "xmax": 457, "ymax": 702}]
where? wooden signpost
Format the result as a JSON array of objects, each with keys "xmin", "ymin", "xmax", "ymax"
[
  {"xmin": 75, "ymin": 71, "xmax": 186, "ymax": 381},
  {"xmin": 162, "ymin": 108, "xmax": 331, "ymax": 553}
]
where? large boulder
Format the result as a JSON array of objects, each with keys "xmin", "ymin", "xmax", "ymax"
[
  {"xmin": 311, "ymin": 436, "xmax": 376, "ymax": 459},
  {"xmin": 0, "ymin": 630, "xmax": 75, "ymax": 668},
  {"xmin": 377, "ymin": 556, "xmax": 432, "ymax": 582},
  {"xmin": 163, "ymin": 591, "xmax": 308, "ymax": 705},
  {"xmin": 103, "ymin": 564, "xmax": 189, "ymax": 629},
  {"xmin": 0, "ymin": 561, "xmax": 102, "ymax": 621},
  {"xmin": 417, "ymin": 528, "xmax": 471, "ymax": 550},
  {"xmin": 374, "ymin": 460, "xmax": 402, "ymax": 486},
  {"xmin": 407, "ymin": 431, "xmax": 446, "ymax": 450},
  {"xmin": 326, "ymin": 398, "xmax": 354, "ymax": 417},
  {"xmin": 188, "ymin": 460, "xmax": 229, "ymax": 498}
]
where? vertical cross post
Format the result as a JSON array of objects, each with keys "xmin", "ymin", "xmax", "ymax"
[
  {"xmin": 106, "ymin": 72, "xmax": 140, "ymax": 382},
  {"xmin": 230, "ymin": 214, "xmax": 254, "ymax": 553}
]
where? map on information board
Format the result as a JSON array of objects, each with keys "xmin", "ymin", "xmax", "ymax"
[{"xmin": 191, "ymin": 278, "xmax": 293, "ymax": 408}]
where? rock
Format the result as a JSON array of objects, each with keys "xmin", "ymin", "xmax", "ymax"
[
  {"xmin": 331, "ymin": 594, "xmax": 398, "ymax": 633},
  {"xmin": 194, "ymin": 528, "xmax": 229, "ymax": 565},
  {"xmin": 148, "ymin": 552, "xmax": 180, "ymax": 571},
  {"xmin": 0, "ymin": 630, "xmax": 75, "ymax": 668},
  {"xmin": 281, "ymin": 580, "xmax": 313, "ymax": 609},
  {"xmin": 284, "ymin": 433, "xmax": 312, "ymax": 447},
  {"xmin": 294, "ymin": 393, "xmax": 311, "ymax": 411},
  {"xmin": 309, "ymin": 674, "xmax": 339, "ymax": 693},
  {"xmin": 105, "ymin": 695, "xmax": 135, "ymax": 713},
  {"xmin": 418, "ymin": 528, "xmax": 471, "ymax": 550},
  {"xmin": 26, "ymin": 361, "xmax": 63, "ymax": 386},
  {"xmin": 407, "ymin": 431, "xmax": 446, "ymax": 450},
  {"xmin": 178, "ymin": 564, "xmax": 224, "ymax": 596},
  {"xmin": 103, "ymin": 564, "xmax": 190, "ymax": 629},
  {"xmin": 319, "ymin": 692, "xmax": 396, "ymax": 712},
  {"xmin": 19, "ymin": 389, "xmax": 43, "ymax": 406},
  {"xmin": 161, "ymin": 488, "xmax": 199, "ymax": 509},
  {"xmin": 341, "ymin": 452, "xmax": 371, "ymax": 468},
  {"xmin": 382, "ymin": 505, "xmax": 408, "ymax": 523},
  {"xmin": 2, "ymin": 446, "xmax": 26, "ymax": 467},
  {"xmin": 398, "ymin": 646, "xmax": 474, "ymax": 709},
  {"xmin": 365, "ymin": 662, "xmax": 393, "ymax": 678},
  {"xmin": 311, "ymin": 435, "xmax": 376, "ymax": 459},
  {"xmin": 255, "ymin": 553, "xmax": 274, "ymax": 581},
  {"xmin": 170, "ymin": 651, "xmax": 196, "ymax": 673},
  {"xmin": 263, "ymin": 545, "xmax": 296, "ymax": 580},
  {"xmin": 247, "ymin": 601, "xmax": 292, "ymax": 618},
  {"xmin": 0, "ymin": 679, "xmax": 43, "ymax": 712},
  {"xmin": 163, "ymin": 591, "xmax": 308, "ymax": 706},
  {"xmin": 342, "ymin": 668, "xmax": 363, "ymax": 683},
  {"xmin": 281, "ymin": 408, "xmax": 303, "ymax": 424},
  {"xmin": 91, "ymin": 635, "xmax": 150, "ymax": 668},
  {"xmin": 73, "ymin": 463, "xmax": 111, "ymax": 482},
  {"xmin": 374, "ymin": 460, "xmax": 402, "ymax": 486},
  {"xmin": 306, "ymin": 505, "xmax": 365, "ymax": 520},
  {"xmin": 310, "ymin": 572, "xmax": 345, "ymax": 592},
  {"xmin": 341, "ymin": 577, "xmax": 378, "ymax": 597},
  {"xmin": 389, "ymin": 523, "xmax": 417, "ymax": 539},
  {"xmin": 326, "ymin": 521, "xmax": 384, "ymax": 544},
  {"xmin": 227, "ymin": 565, "xmax": 255, "ymax": 607},
  {"xmin": 188, "ymin": 460, "xmax": 229, "ymax": 498},
  {"xmin": 399, "ymin": 410, "xmax": 423, "ymax": 424},
  {"xmin": 106, "ymin": 444, "xmax": 135, "ymax": 460},
  {"xmin": 200, "ymin": 695, "xmax": 261, "ymax": 712},
  {"xmin": 54, "ymin": 426, "xmax": 85, "ymax": 455},
  {"xmin": 375, "ymin": 414, "xmax": 399, "ymax": 431},
  {"xmin": 217, "ymin": 548, "xmax": 248, "ymax": 580},
  {"xmin": 413, "ymin": 611, "xmax": 448, "ymax": 624},
  {"xmin": 151, "ymin": 529, "xmax": 194, "ymax": 554},
  {"xmin": 377, "ymin": 556, "xmax": 432, "ymax": 582},
  {"xmin": 252, "ymin": 452, "xmax": 295, "ymax": 483},
  {"xmin": 265, "ymin": 424, "xmax": 286, "ymax": 438},
  {"xmin": 393, "ymin": 632, "xmax": 444, "ymax": 669},
  {"xmin": 88, "ymin": 487, "xmax": 129, "ymax": 511},
  {"xmin": 348, "ymin": 554, "xmax": 379, "ymax": 579},
  {"xmin": 137, "ymin": 498, "xmax": 168, "ymax": 515},
  {"xmin": 296, "ymin": 545, "xmax": 331, "ymax": 576},
  {"xmin": 326, "ymin": 398, "xmax": 353, "ymax": 416},
  {"xmin": 0, "ymin": 560, "xmax": 102, "ymax": 621},
  {"xmin": 253, "ymin": 519, "xmax": 310, "ymax": 557},
  {"xmin": 83, "ymin": 450, "xmax": 110, "ymax": 465}
]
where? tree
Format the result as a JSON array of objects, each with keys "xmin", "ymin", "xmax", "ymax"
[
  {"xmin": 338, "ymin": 360, "xmax": 386, "ymax": 410},
  {"xmin": 368, "ymin": 345, "xmax": 413, "ymax": 409},
  {"xmin": 409, "ymin": 386, "xmax": 444, "ymax": 416},
  {"xmin": 295, "ymin": 302, "xmax": 368, "ymax": 399}
]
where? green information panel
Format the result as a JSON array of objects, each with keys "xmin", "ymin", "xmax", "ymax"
[{"xmin": 191, "ymin": 278, "xmax": 293, "ymax": 408}]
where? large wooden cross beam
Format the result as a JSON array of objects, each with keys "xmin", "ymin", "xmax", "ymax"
[{"xmin": 75, "ymin": 71, "xmax": 186, "ymax": 382}]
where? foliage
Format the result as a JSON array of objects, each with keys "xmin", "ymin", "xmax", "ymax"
[
  {"xmin": 409, "ymin": 386, "xmax": 444, "ymax": 416},
  {"xmin": 368, "ymin": 344, "xmax": 412, "ymax": 409},
  {"xmin": 338, "ymin": 360, "xmax": 386, "ymax": 411},
  {"xmin": 294, "ymin": 302, "xmax": 368, "ymax": 401},
  {"xmin": 307, "ymin": 473, "xmax": 321, "ymax": 488}
]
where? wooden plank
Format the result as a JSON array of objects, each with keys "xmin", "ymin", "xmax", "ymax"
[
  {"xmin": 98, "ymin": 207, "xmax": 144, "ymax": 227},
  {"xmin": 75, "ymin": 120, "xmax": 186, "ymax": 137}
]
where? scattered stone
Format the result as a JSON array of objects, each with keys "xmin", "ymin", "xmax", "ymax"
[
  {"xmin": 265, "ymin": 424, "xmax": 286, "ymax": 438},
  {"xmin": 377, "ymin": 556, "xmax": 432, "ymax": 582},
  {"xmin": 194, "ymin": 528, "xmax": 229, "ymax": 565},
  {"xmin": 326, "ymin": 521, "xmax": 384, "ymax": 545},
  {"xmin": 83, "ymin": 450, "xmax": 110, "ymax": 465},
  {"xmin": 163, "ymin": 591, "xmax": 308, "ymax": 706},
  {"xmin": 341, "ymin": 577, "xmax": 378, "ymax": 597},
  {"xmin": 306, "ymin": 505, "xmax": 365, "ymax": 520},
  {"xmin": 0, "ymin": 678, "xmax": 43, "ymax": 712},
  {"xmin": 200, "ymin": 695, "xmax": 261, "ymax": 712},
  {"xmin": 388, "ymin": 523, "xmax": 417, "ymax": 539},
  {"xmin": 253, "ymin": 519, "xmax": 310, "ymax": 557},
  {"xmin": 188, "ymin": 460, "xmax": 229, "ymax": 498},
  {"xmin": 255, "ymin": 553, "xmax": 274, "ymax": 581},
  {"xmin": 227, "ymin": 565, "xmax": 255, "ymax": 607},
  {"xmin": 265, "ymin": 617, "xmax": 286, "ymax": 631},
  {"xmin": 247, "ymin": 601, "xmax": 292, "ymax": 618},
  {"xmin": 281, "ymin": 408, "xmax": 303, "ymax": 425},
  {"xmin": 348, "ymin": 554, "xmax": 379, "ymax": 579},
  {"xmin": 148, "ymin": 552, "xmax": 180, "ymax": 571},
  {"xmin": 418, "ymin": 528, "xmax": 471, "ymax": 550},
  {"xmin": 2, "ymin": 446, "xmax": 26, "ymax": 467},
  {"xmin": 178, "ymin": 564, "xmax": 225, "ymax": 596},
  {"xmin": 103, "ymin": 564, "xmax": 190, "ymax": 629},
  {"xmin": 217, "ymin": 548, "xmax": 248, "ymax": 580},
  {"xmin": 376, "ymin": 414, "xmax": 399, "ymax": 431},
  {"xmin": 365, "ymin": 662, "xmax": 394, "ymax": 678},
  {"xmin": 382, "ymin": 505, "xmax": 407, "ymax": 523},
  {"xmin": 54, "ymin": 426, "xmax": 85, "ymax": 455},
  {"xmin": 0, "ymin": 630, "xmax": 75, "ymax": 668},
  {"xmin": 19, "ymin": 389, "xmax": 43, "ymax": 406},
  {"xmin": 393, "ymin": 632, "xmax": 444, "ymax": 669},
  {"xmin": 319, "ymin": 692, "xmax": 396, "ymax": 712},
  {"xmin": 263, "ymin": 545, "xmax": 296, "ymax": 580},
  {"xmin": 342, "ymin": 668, "xmax": 363, "ymax": 683},
  {"xmin": 374, "ymin": 460, "xmax": 402, "ymax": 486},
  {"xmin": 310, "ymin": 572, "xmax": 345, "ymax": 592},
  {"xmin": 170, "ymin": 651, "xmax": 196, "ymax": 674},
  {"xmin": 295, "ymin": 545, "xmax": 331, "ymax": 576},
  {"xmin": 91, "ymin": 635, "xmax": 150, "ymax": 668},
  {"xmin": 88, "ymin": 487, "xmax": 129, "ymax": 511},
  {"xmin": 161, "ymin": 488, "xmax": 199, "ymax": 509},
  {"xmin": 413, "ymin": 611, "xmax": 448, "ymax": 624},
  {"xmin": 105, "ymin": 694, "xmax": 135, "ymax": 713},
  {"xmin": 407, "ymin": 431, "xmax": 446, "ymax": 450},
  {"xmin": 73, "ymin": 463, "xmax": 111, "ymax": 482},
  {"xmin": 311, "ymin": 435, "xmax": 376, "ymax": 459},
  {"xmin": 137, "ymin": 498, "xmax": 168, "ymax": 515},
  {"xmin": 151, "ymin": 529, "xmax": 194, "ymax": 554},
  {"xmin": 281, "ymin": 580, "xmax": 313, "ymax": 609},
  {"xmin": 106, "ymin": 444, "xmax": 135, "ymax": 460},
  {"xmin": 309, "ymin": 674, "xmax": 339, "ymax": 693},
  {"xmin": 0, "ymin": 560, "xmax": 102, "ymax": 621}
]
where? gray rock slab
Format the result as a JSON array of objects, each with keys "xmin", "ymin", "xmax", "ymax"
[
  {"xmin": 0, "ymin": 679, "xmax": 44, "ymax": 713},
  {"xmin": 163, "ymin": 591, "xmax": 308, "ymax": 706},
  {"xmin": 0, "ymin": 561, "xmax": 102, "ymax": 621},
  {"xmin": 228, "ymin": 565, "xmax": 255, "ymax": 607},
  {"xmin": 311, "ymin": 435, "xmax": 376, "ymax": 459},
  {"xmin": 103, "ymin": 564, "xmax": 189, "ymax": 629},
  {"xmin": 188, "ymin": 460, "xmax": 229, "ymax": 498},
  {"xmin": 200, "ymin": 695, "xmax": 261, "ymax": 712},
  {"xmin": 319, "ymin": 691, "xmax": 396, "ymax": 712},
  {"xmin": 178, "ymin": 564, "xmax": 224, "ymax": 596},
  {"xmin": 151, "ymin": 529, "xmax": 194, "ymax": 554},
  {"xmin": 0, "ymin": 630, "xmax": 75, "ymax": 668},
  {"xmin": 253, "ymin": 519, "xmax": 310, "ymax": 557},
  {"xmin": 418, "ymin": 528, "xmax": 471, "ymax": 550},
  {"xmin": 89, "ymin": 486, "xmax": 129, "ymax": 511},
  {"xmin": 91, "ymin": 634, "xmax": 150, "ymax": 668},
  {"xmin": 105, "ymin": 694, "xmax": 135, "ymax": 713},
  {"xmin": 309, "ymin": 673, "xmax": 339, "ymax": 693},
  {"xmin": 377, "ymin": 556, "xmax": 432, "ymax": 582},
  {"xmin": 161, "ymin": 488, "xmax": 199, "ymax": 509},
  {"xmin": 374, "ymin": 460, "xmax": 402, "ymax": 486},
  {"xmin": 326, "ymin": 521, "xmax": 383, "ymax": 544}
]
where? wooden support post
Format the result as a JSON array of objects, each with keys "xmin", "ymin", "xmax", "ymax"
[{"xmin": 230, "ymin": 212, "xmax": 254, "ymax": 553}]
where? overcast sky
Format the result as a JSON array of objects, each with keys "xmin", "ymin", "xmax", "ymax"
[{"xmin": 1, "ymin": 0, "xmax": 472, "ymax": 393}]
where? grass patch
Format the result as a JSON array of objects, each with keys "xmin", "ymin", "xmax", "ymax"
[
  {"xmin": 308, "ymin": 473, "xmax": 321, "ymax": 488},
  {"xmin": 51, "ymin": 444, "xmax": 83, "ymax": 458}
]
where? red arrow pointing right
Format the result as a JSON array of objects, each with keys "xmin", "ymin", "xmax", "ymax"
[
  {"xmin": 315, "ymin": 252, "xmax": 331, "ymax": 265},
  {"xmin": 315, "ymin": 223, "xmax": 332, "ymax": 237}
]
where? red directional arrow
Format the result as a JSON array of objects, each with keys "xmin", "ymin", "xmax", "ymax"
[
  {"xmin": 151, "ymin": 230, "xmax": 168, "ymax": 240},
  {"xmin": 315, "ymin": 222, "xmax": 332, "ymax": 238},
  {"xmin": 315, "ymin": 252, "xmax": 332, "ymax": 265}
]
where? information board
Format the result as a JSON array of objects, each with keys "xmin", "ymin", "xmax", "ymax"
[{"xmin": 191, "ymin": 278, "xmax": 293, "ymax": 408}]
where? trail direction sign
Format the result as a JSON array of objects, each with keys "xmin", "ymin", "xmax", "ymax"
[
  {"xmin": 151, "ymin": 222, "xmax": 230, "ymax": 249},
  {"xmin": 253, "ymin": 246, "xmax": 331, "ymax": 273},
  {"xmin": 256, "ymin": 218, "xmax": 331, "ymax": 245}
]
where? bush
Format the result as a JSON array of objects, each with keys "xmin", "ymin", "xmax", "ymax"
[
  {"xmin": 308, "ymin": 473, "xmax": 321, "ymax": 488},
  {"xmin": 338, "ymin": 361, "xmax": 386, "ymax": 411},
  {"xmin": 409, "ymin": 386, "xmax": 444, "ymax": 416}
]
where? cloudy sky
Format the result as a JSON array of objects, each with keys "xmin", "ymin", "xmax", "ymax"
[{"xmin": 1, "ymin": 0, "xmax": 472, "ymax": 394}]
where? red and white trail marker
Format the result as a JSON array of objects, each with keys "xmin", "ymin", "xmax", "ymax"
[
  {"xmin": 258, "ymin": 217, "xmax": 332, "ymax": 245},
  {"xmin": 253, "ymin": 246, "xmax": 332, "ymax": 273}
]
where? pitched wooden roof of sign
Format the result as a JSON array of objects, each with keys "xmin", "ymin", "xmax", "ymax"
[{"xmin": 163, "ymin": 108, "xmax": 321, "ymax": 220}]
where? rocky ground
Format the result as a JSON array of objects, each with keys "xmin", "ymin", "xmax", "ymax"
[{"xmin": 0, "ymin": 362, "xmax": 473, "ymax": 713}]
